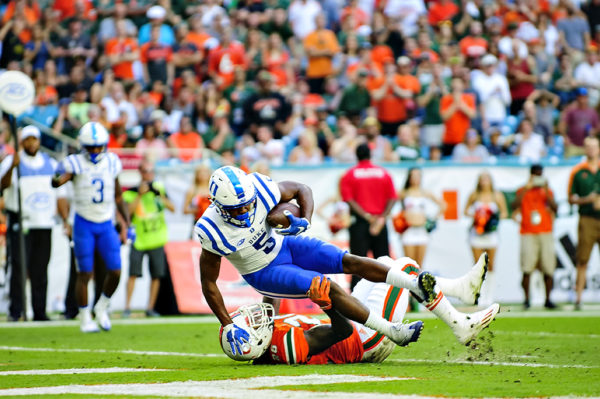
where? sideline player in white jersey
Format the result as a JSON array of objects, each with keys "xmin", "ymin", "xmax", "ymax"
[
  {"xmin": 197, "ymin": 166, "xmax": 499, "ymax": 357},
  {"xmin": 52, "ymin": 122, "xmax": 131, "ymax": 333}
]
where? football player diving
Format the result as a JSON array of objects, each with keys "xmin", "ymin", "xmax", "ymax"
[{"xmin": 197, "ymin": 166, "xmax": 499, "ymax": 357}]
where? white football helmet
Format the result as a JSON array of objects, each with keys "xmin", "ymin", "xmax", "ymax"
[
  {"xmin": 219, "ymin": 303, "xmax": 274, "ymax": 361},
  {"xmin": 79, "ymin": 121, "xmax": 109, "ymax": 164},
  {"xmin": 209, "ymin": 166, "xmax": 257, "ymax": 227}
]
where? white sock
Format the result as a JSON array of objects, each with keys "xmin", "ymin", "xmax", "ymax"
[
  {"xmin": 424, "ymin": 290, "xmax": 464, "ymax": 330},
  {"xmin": 435, "ymin": 277, "xmax": 462, "ymax": 299},
  {"xmin": 364, "ymin": 311, "xmax": 394, "ymax": 337},
  {"xmin": 95, "ymin": 293, "xmax": 111, "ymax": 311},
  {"xmin": 385, "ymin": 268, "xmax": 420, "ymax": 292},
  {"xmin": 80, "ymin": 306, "xmax": 92, "ymax": 324},
  {"xmin": 480, "ymin": 271, "xmax": 495, "ymax": 305}
]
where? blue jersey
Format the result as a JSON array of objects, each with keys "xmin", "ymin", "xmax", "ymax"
[{"xmin": 195, "ymin": 173, "xmax": 283, "ymax": 275}]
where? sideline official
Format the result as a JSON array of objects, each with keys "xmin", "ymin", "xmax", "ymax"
[
  {"xmin": 0, "ymin": 126, "xmax": 67, "ymax": 321},
  {"xmin": 340, "ymin": 143, "xmax": 397, "ymax": 289}
]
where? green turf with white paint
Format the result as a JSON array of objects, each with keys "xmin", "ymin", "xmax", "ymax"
[{"xmin": 0, "ymin": 311, "xmax": 598, "ymax": 398}]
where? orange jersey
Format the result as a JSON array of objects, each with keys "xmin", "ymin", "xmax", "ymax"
[{"xmin": 267, "ymin": 314, "xmax": 364, "ymax": 365}]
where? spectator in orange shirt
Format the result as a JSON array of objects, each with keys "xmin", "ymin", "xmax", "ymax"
[
  {"xmin": 440, "ymin": 77, "xmax": 477, "ymax": 156},
  {"xmin": 207, "ymin": 26, "xmax": 247, "ymax": 90},
  {"xmin": 186, "ymin": 13, "xmax": 211, "ymax": 51},
  {"xmin": 428, "ymin": 0, "xmax": 459, "ymax": 26},
  {"xmin": 304, "ymin": 14, "xmax": 340, "ymax": 94},
  {"xmin": 340, "ymin": 0, "xmax": 369, "ymax": 30},
  {"xmin": 511, "ymin": 164, "xmax": 558, "ymax": 310},
  {"xmin": 262, "ymin": 33, "xmax": 293, "ymax": 89},
  {"xmin": 367, "ymin": 60, "xmax": 414, "ymax": 136},
  {"xmin": 167, "ymin": 115, "xmax": 204, "ymax": 162},
  {"xmin": 411, "ymin": 32, "xmax": 440, "ymax": 63},
  {"xmin": 2, "ymin": 0, "xmax": 41, "ymax": 25},
  {"xmin": 105, "ymin": 20, "xmax": 139, "ymax": 82},
  {"xmin": 396, "ymin": 56, "xmax": 421, "ymax": 119},
  {"xmin": 459, "ymin": 21, "xmax": 489, "ymax": 58},
  {"xmin": 33, "ymin": 70, "xmax": 58, "ymax": 106}
]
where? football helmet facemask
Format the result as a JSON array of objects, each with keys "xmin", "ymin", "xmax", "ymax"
[
  {"xmin": 79, "ymin": 122, "xmax": 109, "ymax": 164},
  {"xmin": 219, "ymin": 303, "xmax": 275, "ymax": 361},
  {"xmin": 209, "ymin": 166, "xmax": 257, "ymax": 227}
]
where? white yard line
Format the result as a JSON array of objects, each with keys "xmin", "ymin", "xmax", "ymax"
[
  {"xmin": 0, "ymin": 368, "xmax": 167, "ymax": 376},
  {"xmin": 0, "ymin": 316, "xmax": 220, "ymax": 328},
  {"xmin": 0, "ymin": 309, "xmax": 598, "ymax": 328},
  {"xmin": 493, "ymin": 330, "xmax": 600, "ymax": 339},
  {"xmin": 0, "ymin": 346, "xmax": 225, "ymax": 358},
  {"xmin": 1, "ymin": 345, "xmax": 595, "ymax": 370},
  {"xmin": 0, "ymin": 375, "xmax": 420, "ymax": 398},
  {"xmin": 388, "ymin": 358, "xmax": 597, "ymax": 369}
]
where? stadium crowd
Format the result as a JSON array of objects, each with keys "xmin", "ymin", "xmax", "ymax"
[{"xmin": 0, "ymin": 0, "xmax": 598, "ymax": 166}]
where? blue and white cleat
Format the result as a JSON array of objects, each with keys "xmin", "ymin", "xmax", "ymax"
[{"xmin": 389, "ymin": 320, "xmax": 424, "ymax": 347}]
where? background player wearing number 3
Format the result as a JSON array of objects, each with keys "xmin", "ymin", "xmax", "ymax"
[
  {"xmin": 196, "ymin": 166, "xmax": 499, "ymax": 354},
  {"xmin": 53, "ymin": 121, "xmax": 131, "ymax": 333}
]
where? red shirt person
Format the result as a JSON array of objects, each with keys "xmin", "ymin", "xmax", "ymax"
[{"xmin": 340, "ymin": 144, "xmax": 397, "ymax": 289}]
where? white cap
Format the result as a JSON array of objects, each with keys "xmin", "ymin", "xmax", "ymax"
[
  {"xmin": 146, "ymin": 5, "xmax": 166, "ymax": 20},
  {"xmin": 203, "ymin": 37, "xmax": 220, "ymax": 50},
  {"xmin": 20, "ymin": 125, "xmax": 40, "ymax": 141},
  {"xmin": 481, "ymin": 54, "xmax": 497, "ymax": 66}
]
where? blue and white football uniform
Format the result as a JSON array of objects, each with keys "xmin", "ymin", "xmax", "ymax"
[
  {"xmin": 195, "ymin": 172, "xmax": 346, "ymax": 298},
  {"xmin": 61, "ymin": 152, "xmax": 122, "ymax": 273}
]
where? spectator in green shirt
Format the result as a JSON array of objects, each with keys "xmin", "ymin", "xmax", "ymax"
[
  {"xmin": 417, "ymin": 62, "xmax": 449, "ymax": 151},
  {"xmin": 338, "ymin": 69, "xmax": 371, "ymax": 123},
  {"xmin": 204, "ymin": 107, "xmax": 237, "ymax": 155},
  {"xmin": 122, "ymin": 161, "xmax": 175, "ymax": 318}
]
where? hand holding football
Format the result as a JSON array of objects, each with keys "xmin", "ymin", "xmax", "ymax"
[{"xmin": 267, "ymin": 202, "xmax": 301, "ymax": 228}]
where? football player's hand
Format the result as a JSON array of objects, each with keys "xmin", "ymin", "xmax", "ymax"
[
  {"xmin": 307, "ymin": 276, "xmax": 332, "ymax": 310},
  {"xmin": 126, "ymin": 226, "xmax": 136, "ymax": 244},
  {"xmin": 223, "ymin": 323, "xmax": 250, "ymax": 356},
  {"xmin": 278, "ymin": 210, "xmax": 310, "ymax": 235}
]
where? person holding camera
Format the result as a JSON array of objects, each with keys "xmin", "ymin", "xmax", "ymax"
[
  {"xmin": 512, "ymin": 164, "xmax": 558, "ymax": 310},
  {"xmin": 122, "ymin": 161, "xmax": 175, "ymax": 317}
]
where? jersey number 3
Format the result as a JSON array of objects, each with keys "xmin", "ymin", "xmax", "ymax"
[{"xmin": 91, "ymin": 178, "xmax": 104, "ymax": 204}]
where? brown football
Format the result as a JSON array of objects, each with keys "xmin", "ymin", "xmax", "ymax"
[{"xmin": 267, "ymin": 202, "xmax": 301, "ymax": 228}]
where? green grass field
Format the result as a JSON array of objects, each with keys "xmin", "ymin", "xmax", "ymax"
[{"xmin": 0, "ymin": 308, "xmax": 599, "ymax": 398}]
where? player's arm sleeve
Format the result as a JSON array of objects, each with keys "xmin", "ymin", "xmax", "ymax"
[
  {"xmin": 60, "ymin": 155, "xmax": 79, "ymax": 175},
  {"xmin": 251, "ymin": 173, "xmax": 281, "ymax": 212},
  {"xmin": 111, "ymin": 153, "xmax": 123, "ymax": 177},
  {"xmin": 194, "ymin": 218, "xmax": 230, "ymax": 256}
]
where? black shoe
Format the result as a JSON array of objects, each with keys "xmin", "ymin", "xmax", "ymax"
[
  {"xmin": 417, "ymin": 272, "xmax": 437, "ymax": 304},
  {"xmin": 7, "ymin": 315, "xmax": 19, "ymax": 322},
  {"xmin": 33, "ymin": 315, "xmax": 50, "ymax": 321},
  {"xmin": 544, "ymin": 300, "xmax": 557, "ymax": 310},
  {"xmin": 523, "ymin": 300, "xmax": 530, "ymax": 310}
]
